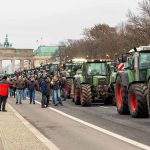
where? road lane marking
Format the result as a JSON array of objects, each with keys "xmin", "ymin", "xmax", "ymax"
[
  {"xmin": 35, "ymin": 100, "xmax": 150, "ymax": 150},
  {"xmin": 100, "ymin": 106, "xmax": 109, "ymax": 108},
  {"xmin": 8, "ymin": 103, "xmax": 60, "ymax": 150}
]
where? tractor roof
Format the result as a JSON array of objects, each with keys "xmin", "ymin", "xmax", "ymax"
[
  {"xmin": 129, "ymin": 46, "xmax": 150, "ymax": 53},
  {"xmin": 66, "ymin": 58, "xmax": 87, "ymax": 63},
  {"xmin": 86, "ymin": 59, "xmax": 109, "ymax": 63}
]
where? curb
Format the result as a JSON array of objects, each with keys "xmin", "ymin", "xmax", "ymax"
[{"xmin": 8, "ymin": 103, "xmax": 60, "ymax": 150}]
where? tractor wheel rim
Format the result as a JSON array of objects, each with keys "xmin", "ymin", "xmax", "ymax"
[
  {"xmin": 117, "ymin": 84, "xmax": 122, "ymax": 108},
  {"xmin": 130, "ymin": 93, "xmax": 136, "ymax": 111}
]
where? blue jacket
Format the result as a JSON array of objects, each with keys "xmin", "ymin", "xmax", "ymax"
[{"xmin": 41, "ymin": 80, "xmax": 47, "ymax": 94}]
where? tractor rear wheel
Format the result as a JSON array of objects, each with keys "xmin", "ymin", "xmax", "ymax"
[
  {"xmin": 128, "ymin": 84, "xmax": 149, "ymax": 118},
  {"xmin": 80, "ymin": 84, "xmax": 92, "ymax": 106},
  {"xmin": 116, "ymin": 76, "xmax": 129, "ymax": 114}
]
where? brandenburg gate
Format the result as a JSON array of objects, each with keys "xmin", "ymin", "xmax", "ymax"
[{"xmin": 0, "ymin": 35, "xmax": 33, "ymax": 73}]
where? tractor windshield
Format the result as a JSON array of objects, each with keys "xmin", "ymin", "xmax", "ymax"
[
  {"xmin": 65, "ymin": 63, "xmax": 72, "ymax": 71},
  {"xmin": 139, "ymin": 53, "xmax": 150, "ymax": 69},
  {"xmin": 87, "ymin": 63, "xmax": 107, "ymax": 75},
  {"xmin": 65, "ymin": 63, "xmax": 82, "ymax": 71}
]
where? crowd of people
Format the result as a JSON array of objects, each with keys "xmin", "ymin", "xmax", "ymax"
[{"xmin": 0, "ymin": 73, "xmax": 68, "ymax": 112}]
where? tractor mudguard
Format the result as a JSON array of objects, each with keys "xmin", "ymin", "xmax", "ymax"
[
  {"xmin": 116, "ymin": 72, "xmax": 129, "ymax": 87},
  {"xmin": 128, "ymin": 81, "xmax": 145, "ymax": 89}
]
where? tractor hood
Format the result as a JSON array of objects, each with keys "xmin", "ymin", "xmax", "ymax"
[{"xmin": 93, "ymin": 76, "xmax": 107, "ymax": 86}]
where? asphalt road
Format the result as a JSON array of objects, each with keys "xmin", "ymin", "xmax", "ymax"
[{"xmin": 8, "ymin": 92, "xmax": 150, "ymax": 150}]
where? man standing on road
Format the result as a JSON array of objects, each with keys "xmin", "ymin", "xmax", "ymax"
[
  {"xmin": 41, "ymin": 77, "xmax": 47, "ymax": 108},
  {"xmin": 51, "ymin": 75, "xmax": 63, "ymax": 106},
  {"xmin": 0, "ymin": 76, "xmax": 11, "ymax": 112},
  {"xmin": 15, "ymin": 76, "xmax": 25, "ymax": 104},
  {"xmin": 27, "ymin": 77, "xmax": 38, "ymax": 104}
]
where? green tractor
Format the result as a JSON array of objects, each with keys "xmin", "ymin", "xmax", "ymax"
[
  {"xmin": 115, "ymin": 46, "xmax": 150, "ymax": 118},
  {"xmin": 63, "ymin": 58, "xmax": 86, "ymax": 98},
  {"xmin": 72, "ymin": 59, "xmax": 114, "ymax": 106}
]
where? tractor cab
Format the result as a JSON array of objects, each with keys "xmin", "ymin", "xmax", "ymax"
[
  {"xmin": 63, "ymin": 58, "xmax": 86, "ymax": 78},
  {"xmin": 127, "ymin": 46, "xmax": 150, "ymax": 82},
  {"xmin": 82, "ymin": 60, "xmax": 110, "ymax": 86},
  {"xmin": 115, "ymin": 46, "xmax": 150, "ymax": 118}
]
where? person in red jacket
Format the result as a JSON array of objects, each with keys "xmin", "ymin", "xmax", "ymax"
[{"xmin": 0, "ymin": 76, "xmax": 10, "ymax": 112}]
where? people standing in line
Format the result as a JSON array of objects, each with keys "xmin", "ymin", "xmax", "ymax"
[
  {"xmin": 41, "ymin": 77, "xmax": 47, "ymax": 108},
  {"xmin": 46, "ymin": 77, "xmax": 51, "ymax": 107},
  {"xmin": 51, "ymin": 75, "xmax": 63, "ymax": 106},
  {"xmin": 27, "ymin": 77, "xmax": 38, "ymax": 104},
  {"xmin": 60, "ymin": 74, "xmax": 67, "ymax": 101},
  {"xmin": 0, "ymin": 76, "xmax": 11, "ymax": 112},
  {"xmin": 15, "ymin": 76, "xmax": 25, "ymax": 104}
]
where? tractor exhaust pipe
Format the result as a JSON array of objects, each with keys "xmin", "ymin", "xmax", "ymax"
[{"xmin": 134, "ymin": 48, "xmax": 140, "ymax": 81}]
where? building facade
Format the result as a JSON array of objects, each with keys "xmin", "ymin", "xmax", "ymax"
[{"xmin": 33, "ymin": 45, "xmax": 59, "ymax": 67}]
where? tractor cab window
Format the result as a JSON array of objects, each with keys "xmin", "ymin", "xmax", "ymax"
[
  {"xmin": 87, "ymin": 63, "xmax": 107, "ymax": 75},
  {"xmin": 139, "ymin": 53, "xmax": 150, "ymax": 69}
]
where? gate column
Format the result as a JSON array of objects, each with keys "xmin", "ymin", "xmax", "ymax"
[
  {"xmin": 20, "ymin": 59, "xmax": 24, "ymax": 70},
  {"xmin": 11, "ymin": 59, "xmax": 15, "ymax": 73}
]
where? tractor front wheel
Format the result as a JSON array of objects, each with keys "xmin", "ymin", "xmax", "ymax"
[
  {"xmin": 116, "ymin": 76, "xmax": 129, "ymax": 114},
  {"xmin": 80, "ymin": 84, "xmax": 92, "ymax": 106},
  {"xmin": 128, "ymin": 84, "xmax": 149, "ymax": 118}
]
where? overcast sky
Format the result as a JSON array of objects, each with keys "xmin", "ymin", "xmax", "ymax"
[{"xmin": 0, "ymin": 0, "xmax": 140, "ymax": 49}]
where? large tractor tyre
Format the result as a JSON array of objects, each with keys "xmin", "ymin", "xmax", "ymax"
[
  {"xmin": 128, "ymin": 84, "xmax": 149, "ymax": 118},
  {"xmin": 67, "ymin": 78, "xmax": 73, "ymax": 99},
  {"xmin": 74, "ymin": 86, "xmax": 81, "ymax": 105},
  {"xmin": 80, "ymin": 84, "xmax": 92, "ymax": 106},
  {"xmin": 116, "ymin": 76, "xmax": 129, "ymax": 114}
]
